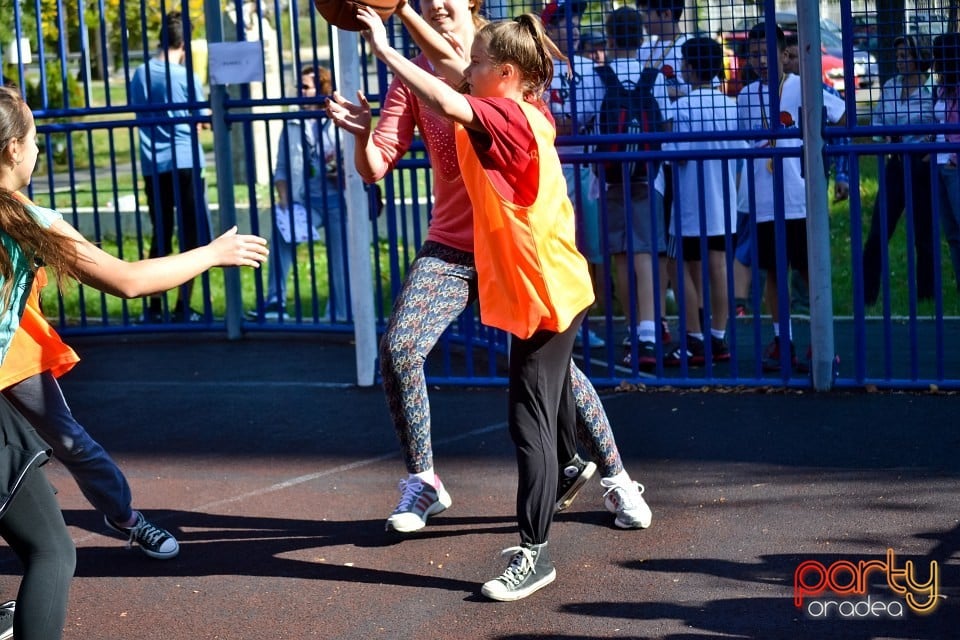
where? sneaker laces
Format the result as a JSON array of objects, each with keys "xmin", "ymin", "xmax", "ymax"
[
  {"xmin": 495, "ymin": 546, "xmax": 537, "ymax": 587},
  {"xmin": 604, "ymin": 481, "xmax": 643, "ymax": 511},
  {"xmin": 394, "ymin": 478, "xmax": 424, "ymax": 512},
  {"xmin": 129, "ymin": 516, "xmax": 169, "ymax": 549}
]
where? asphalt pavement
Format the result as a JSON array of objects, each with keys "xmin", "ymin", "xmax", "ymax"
[{"xmin": 0, "ymin": 331, "xmax": 956, "ymax": 639}]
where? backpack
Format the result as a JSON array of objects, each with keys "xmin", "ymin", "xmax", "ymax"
[{"xmin": 594, "ymin": 63, "xmax": 664, "ymax": 185}]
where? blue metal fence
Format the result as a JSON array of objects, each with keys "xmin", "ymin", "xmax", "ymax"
[{"xmin": 6, "ymin": 0, "xmax": 960, "ymax": 389}]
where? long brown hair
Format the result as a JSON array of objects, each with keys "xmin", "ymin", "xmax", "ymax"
[
  {"xmin": 0, "ymin": 188, "xmax": 80, "ymax": 309},
  {"xmin": 478, "ymin": 14, "xmax": 566, "ymax": 100}
]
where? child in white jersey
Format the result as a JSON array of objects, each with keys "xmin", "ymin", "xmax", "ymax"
[
  {"xmin": 662, "ymin": 37, "xmax": 745, "ymax": 366},
  {"xmin": 736, "ymin": 23, "xmax": 846, "ymax": 373}
]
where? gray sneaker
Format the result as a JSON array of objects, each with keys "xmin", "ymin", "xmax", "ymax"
[
  {"xmin": 0, "ymin": 600, "xmax": 14, "ymax": 640},
  {"xmin": 481, "ymin": 542, "xmax": 556, "ymax": 602},
  {"xmin": 104, "ymin": 512, "xmax": 180, "ymax": 559},
  {"xmin": 556, "ymin": 454, "xmax": 597, "ymax": 512}
]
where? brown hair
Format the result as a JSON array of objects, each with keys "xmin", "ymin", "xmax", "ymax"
[
  {"xmin": 478, "ymin": 14, "xmax": 566, "ymax": 100},
  {"xmin": 0, "ymin": 87, "xmax": 80, "ymax": 305},
  {"xmin": 0, "ymin": 189, "xmax": 80, "ymax": 309},
  {"xmin": 301, "ymin": 65, "xmax": 333, "ymax": 96}
]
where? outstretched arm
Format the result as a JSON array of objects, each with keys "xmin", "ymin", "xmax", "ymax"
[
  {"xmin": 394, "ymin": 1, "xmax": 470, "ymax": 85},
  {"xmin": 326, "ymin": 90, "xmax": 393, "ymax": 181},
  {"xmin": 52, "ymin": 221, "xmax": 268, "ymax": 298},
  {"xmin": 358, "ymin": 7, "xmax": 479, "ymax": 130}
]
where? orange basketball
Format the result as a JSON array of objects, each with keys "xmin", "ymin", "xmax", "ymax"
[{"xmin": 314, "ymin": 0, "xmax": 398, "ymax": 32}]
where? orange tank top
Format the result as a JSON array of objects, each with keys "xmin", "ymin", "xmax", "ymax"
[
  {"xmin": 0, "ymin": 195, "xmax": 79, "ymax": 390},
  {"xmin": 456, "ymin": 100, "xmax": 594, "ymax": 338}
]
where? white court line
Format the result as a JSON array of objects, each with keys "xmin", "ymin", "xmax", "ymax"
[
  {"xmin": 66, "ymin": 419, "xmax": 509, "ymax": 547},
  {"xmin": 67, "ymin": 380, "xmax": 355, "ymax": 389}
]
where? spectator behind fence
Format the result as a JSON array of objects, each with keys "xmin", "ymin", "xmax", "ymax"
[
  {"xmin": 862, "ymin": 34, "xmax": 937, "ymax": 307},
  {"xmin": 637, "ymin": 0, "xmax": 692, "ymax": 359},
  {"xmin": 736, "ymin": 23, "xmax": 846, "ymax": 373},
  {"xmin": 130, "ymin": 10, "xmax": 213, "ymax": 323},
  {"xmin": 543, "ymin": 0, "xmax": 607, "ymax": 349},
  {"xmin": 247, "ymin": 65, "xmax": 347, "ymax": 322},
  {"xmin": 933, "ymin": 32, "xmax": 960, "ymax": 291},
  {"xmin": 0, "ymin": 86, "xmax": 267, "ymax": 639},
  {"xmin": 661, "ymin": 36, "xmax": 744, "ymax": 367},
  {"xmin": 596, "ymin": 6, "xmax": 669, "ymax": 371}
]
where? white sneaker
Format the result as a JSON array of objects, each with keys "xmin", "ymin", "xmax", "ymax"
[
  {"xmin": 600, "ymin": 477, "xmax": 652, "ymax": 529},
  {"xmin": 385, "ymin": 476, "xmax": 452, "ymax": 533}
]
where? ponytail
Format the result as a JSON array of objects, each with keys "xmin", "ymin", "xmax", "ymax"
[{"xmin": 480, "ymin": 14, "xmax": 567, "ymax": 100}]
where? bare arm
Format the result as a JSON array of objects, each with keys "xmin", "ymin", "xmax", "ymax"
[
  {"xmin": 326, "ymin": 90, "xmax": 392, "ymax": 182},
  {"xmin": 394, "ymin": 2, "xmax": 469, "ymax": 85},
  {"xmin": 51, "ymin": 221, "xmax": 268, "ymax": 298},
  {"xmin": 358, "ymin": 7, "xmax": 478, "ymax": 130}
]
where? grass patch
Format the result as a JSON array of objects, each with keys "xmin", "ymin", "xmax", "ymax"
[{"xmin": 829, "ymin": 153, "xmax": 960, "ymax": 316}]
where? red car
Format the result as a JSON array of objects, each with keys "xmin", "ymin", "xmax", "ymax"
[{"xmin": 720, "ymin": 26, "xmax": 856, "ymax": 97}]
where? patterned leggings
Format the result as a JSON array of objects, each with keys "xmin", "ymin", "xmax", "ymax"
[{"xmin": 380, "ymin": 241, "xmax": 624, "ymax": 477}]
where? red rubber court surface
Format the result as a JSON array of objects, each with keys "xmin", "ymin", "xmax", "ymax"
[{"xmin": 0, "ymin": 333, "xmax": 957, "ymax": 639}]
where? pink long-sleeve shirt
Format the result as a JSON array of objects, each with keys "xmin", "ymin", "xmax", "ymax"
[{"xmin": 361, "ymin": 55, "xmax": 474, "ymax": 253}]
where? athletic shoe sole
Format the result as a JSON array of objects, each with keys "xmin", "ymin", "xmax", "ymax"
[
  {"xmin": 555, "ymin": 461, "xmax": 597, "ymax": 512},
  {"xmin": 385, "ymin": 487, "xmax": 453, "ymax": 533},
  {"xmin": 480, "ymin": 567, "xmax": 557, "ymax": 602}
]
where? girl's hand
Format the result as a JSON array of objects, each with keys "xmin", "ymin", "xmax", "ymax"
[
  {"xmin": 356, "ymin": 5, "xmax": 390, "ymax": 55},
  {"xmin": 208, "ymin": 226, "xmax": 269, "ymax": 268},
  {"xmin": 326, "ymin": 90, "xmax": 372, "ymax": 136}
]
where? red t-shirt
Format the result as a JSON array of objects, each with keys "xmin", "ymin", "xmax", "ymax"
[{"xmin": 462, "ymin": 96, "xmax": 554, "ymax": 207}]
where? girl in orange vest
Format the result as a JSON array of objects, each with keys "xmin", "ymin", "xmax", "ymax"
[
  {"xmin": 351, "ymin": 7, "xmax": 613, "ymax": 601},
  {"xmin": 0, "ymin": 86, "xmax": 267, "ymax": 638}
]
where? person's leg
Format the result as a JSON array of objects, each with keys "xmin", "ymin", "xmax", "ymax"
[
  {"xmin": 381, "ymin": 245, "xmax": 476, "ymax": 474},
  {"xmin": 4, "ymin": 373, "xmax": 133, "ymax": 523},
  {"xmin": 3, "ymin": 372, "xmax": 179, "ymax": 559},
  {"xmin": 707, "ymin": 248, "xmax": 729, "ymax": 334},
  {"xmin": 863, "ymin": 156, "xmax": 906, "ymax": 305},
  {"xmin": 323, "ymin": 188, "xmax": 348, "ymax": 321},
  {"xmin": 0, "ymin": 469, "xmax": 75, "ymax": 640},
  {"xmin": 172, "ymin": 170, "xmax": 212, "ymax": 315},
  {"xmin": 264, "ymin": 224, "xmax": 296, "ymax": 310},
  {"xmin": 380, "ymin": 243, "xmax": 476, "ymax": 532},
  {"xmin": 145, "ymin": 172, "xmax": 177, "ymax": 314},
  {"xmin": 938, "ymin": 163, "xmax": 960, "ymax": 289},
  {"xmin": 910, "ymin": 157, "xmax": 935, "ymax": 301},
  {"xmin": 508, "ymin": 313, "xmax": 583, "ymax": 547}
]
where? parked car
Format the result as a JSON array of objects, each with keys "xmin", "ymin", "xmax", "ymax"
[
  {"xmin": 720, "ymin": 17, "xmax": 855, "ymax": 97},
  {"xmin": 776, "ymin": 12, "xmax": 878, "ymax": 87}
]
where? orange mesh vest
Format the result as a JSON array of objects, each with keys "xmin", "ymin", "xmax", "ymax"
[
  {"xmin": 0, "ymin": 194, "xmax": 79, "ymax": 390},
  {"xmin": 456, "ymin": 101, "xmax": 594, "ymax": 338}
]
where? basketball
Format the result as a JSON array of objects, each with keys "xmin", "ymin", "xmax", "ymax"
[{"xmin": 314, "ymin": 0, "xmax": 398, "ymax": 32}]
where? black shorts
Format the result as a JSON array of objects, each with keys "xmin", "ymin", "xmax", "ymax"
[
  {"xmin": 756, "ymin": 219, "xmax": 808, "ymax": 273},
  {"xmin": 677, "ymin": 234, "xmax": 727, "ymax": 262}
]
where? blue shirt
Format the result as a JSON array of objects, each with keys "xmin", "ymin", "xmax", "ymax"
[{"xmin": 130, "ymin": 57, "xmax": 208, "ymax": 175}]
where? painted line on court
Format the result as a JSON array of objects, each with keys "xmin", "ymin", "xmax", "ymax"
[{"xmin": 65, "ymin": 419, "xmax": 509, "ymax": 548}]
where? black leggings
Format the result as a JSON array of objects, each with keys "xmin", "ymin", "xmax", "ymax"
[
  {"xmin": 0, "ymin": 469, "xmax": 75, "ymax": 640},
  {"xmin": 508, "ymin": 309, "xmax": 587, "ymax": 546}
]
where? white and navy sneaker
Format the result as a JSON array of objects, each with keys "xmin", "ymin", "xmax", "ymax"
[{"xmin": 105, "ymin": 512, "xmax": 180, "ymax": 559}]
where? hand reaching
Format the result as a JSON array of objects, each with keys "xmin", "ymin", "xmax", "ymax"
[
  {"xmin": 208, "ymin": 226, "xmax": 269, "ymax": 268},
  {"xmin": 357, "ymin": 5, "xmax": 391, "ymax": 56},
  {"xmin": 326, "ymin": 90, "xmax": 372, "ymax": 137}
]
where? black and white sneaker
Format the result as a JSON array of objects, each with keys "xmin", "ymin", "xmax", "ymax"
[
  {"xmin": 481, "ymin": 543, "xmax": 556, "ymax": 602},
  {"xmin": 0, "ymin": 600, "xmax": 14, "ymax": 640},
  {"xmin": 555, "ymin": 454, "xmax": 596, "ymax": 512},
  {"xmin": 105, "ymin": 512, "xmax": 180, "ymax": 560}
]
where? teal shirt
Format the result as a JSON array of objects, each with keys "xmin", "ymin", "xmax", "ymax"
[{"xmin": 0, "ymin": 204, "xmax": 62, "ymax": 364}]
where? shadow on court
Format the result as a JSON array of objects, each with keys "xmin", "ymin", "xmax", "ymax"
[{"xmin": 0, "ymin": 332, "xmax": 956, "ymax": 639}]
